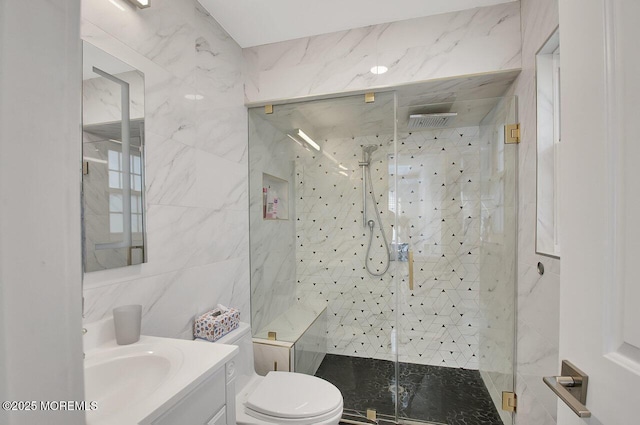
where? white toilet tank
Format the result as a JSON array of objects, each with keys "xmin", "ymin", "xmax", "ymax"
[{"xmin": 214, "ymin": 322, "xmax": 256, "ymax": 394}]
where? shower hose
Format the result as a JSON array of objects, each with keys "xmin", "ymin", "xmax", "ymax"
[{"xmin": 365, "ymin": 163, "xmax": 391, "ymax": 276}]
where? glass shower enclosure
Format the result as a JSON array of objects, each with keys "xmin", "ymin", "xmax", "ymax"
[{"xmin": 248, "ymin": 85, "xmax": 517, "ymax": 425}]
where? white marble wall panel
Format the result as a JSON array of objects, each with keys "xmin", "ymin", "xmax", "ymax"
[
  {"xmin": 193, "ymin": 3, "xmax": 247, "ymax": 161},
  {"xmin": 81, "ymin": 0, "xmax": 249, "ymax": 339},
  {"xmin": 243, "ymin": 2, "xmax": 521, "ymax": 103},
  {"xmin": 83, "ymin": 258, "xmax": 249, "ymax": 340},
  {"xmin": 82, "ymin": 0, "xmax": 198, "ymax": 85},
  {"xmin": 145, "ymin": 76, "xmax": 197, "ymax": 146},
  {"xmin": 248, "ymin": 111, "xmax": 298, "ymax": 334},
  {"xmin": 194, "ymin": 103, "xmax": 247, "ymax": 162},
  {"xmin": 195, "ymin": 153, "xmax": 247, "ymax": 209},
  {"xmin": 144, "ymin": 134, "xmax": 198, "ymax": 206},
  {"xmin": 510, "ymin": 0, "xmax": 562, "ymax": 424}
]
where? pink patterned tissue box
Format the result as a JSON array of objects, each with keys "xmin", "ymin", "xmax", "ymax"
[{"xmin": 194, "ymin": 307, "xmax": 240, "ymax": 342}]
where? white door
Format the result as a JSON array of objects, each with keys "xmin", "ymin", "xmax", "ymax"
[{"xmin": 558, "ymin": 0, "xmax": 640, "ymax": 424}]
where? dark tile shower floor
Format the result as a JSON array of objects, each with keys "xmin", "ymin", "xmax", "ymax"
[{"xmin": 315, "ymin": 354, "xmax": 504, "ymax": 425}]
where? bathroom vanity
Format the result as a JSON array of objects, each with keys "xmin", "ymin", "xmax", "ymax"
[{"xmin": 83, "ymin": 318, "xmax": 238, "ymax": 425}]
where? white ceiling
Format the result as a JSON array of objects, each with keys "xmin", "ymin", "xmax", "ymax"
[{"xmin": 199, "ymin": 0, "xmax": 516, "ymax": 48}]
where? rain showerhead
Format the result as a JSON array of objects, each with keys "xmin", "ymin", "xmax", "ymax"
[{"xmin": 408, "ymin": 112, "xmax": 457, "ymax": 129}]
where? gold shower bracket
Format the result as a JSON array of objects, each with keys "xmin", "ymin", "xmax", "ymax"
[{"xmin": 505, "ymin": 123, "xmax": 521, "ymax": 144}]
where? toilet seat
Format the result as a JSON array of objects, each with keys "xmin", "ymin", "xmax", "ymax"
[
  {"xmin": 244, "ymin": 403, "xmax": 343, "ymax": 425},
  {"xmin": 244, "ymin": 372, "xmax": 343, "ymax": 424}
]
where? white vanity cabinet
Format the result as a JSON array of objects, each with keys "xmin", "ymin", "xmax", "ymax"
[{"xmin": 150, "ymin": 361, "xmax": 236, "ymax": 425}]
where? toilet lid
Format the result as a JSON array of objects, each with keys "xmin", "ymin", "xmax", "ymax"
[{"xmin": 246, "ymin": 371, "xmax": 343, "ymax": 419}]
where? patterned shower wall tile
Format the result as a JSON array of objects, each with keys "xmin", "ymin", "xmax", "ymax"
[{"xmin": 296, "ymin": 129, "xmax": 482, "ymax": 368}]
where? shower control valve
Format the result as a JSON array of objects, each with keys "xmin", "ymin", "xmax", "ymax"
[{"xmin": 391, "ymin": 243, "xmax": 409, "ymax": 262}]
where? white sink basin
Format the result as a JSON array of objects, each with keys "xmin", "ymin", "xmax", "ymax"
[
  {"xmin": 85, "ymin": 342, "xmax": 182, "ymax": 420},
  {"xmin": 83, "ymin": 318, "xmax": 238, "ymax": 425}
]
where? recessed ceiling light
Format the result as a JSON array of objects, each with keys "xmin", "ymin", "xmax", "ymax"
[
  {"xmin": 184, "ymin": 94, "xmax": 204, "ymax": 100},
  {"xmin": 370, "ymin": 65, "xmax": 388, "ymax": 75}
]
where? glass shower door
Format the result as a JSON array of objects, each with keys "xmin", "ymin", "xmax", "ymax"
[
  {"xmin": 301, "ymin": 91, "xmax": 401, "ymax": 423},
  {"xmin": 248, "ymin": 91, "xmax": 401, "ymax": 423},
  {"xmin": 248, "ymin": 88, "xmax": 518, "ymax": 424},
  {"xmin": 394, "ymin": 97, "xmax": 517, "ymax": 425}
]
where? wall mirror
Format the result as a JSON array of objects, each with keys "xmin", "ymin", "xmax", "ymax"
[
  {"xmin": 536, "ymin": 28, "xmax": 561, "ymax": 258},
  {"xmin": 82, "ymin": 41, "xmax": 146, "ymax": 272}
]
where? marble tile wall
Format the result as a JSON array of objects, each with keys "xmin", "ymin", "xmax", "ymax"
[
  {"xmin": 295, "ymin": 128, "xmax": 483, "ymax": 369},
  {"xmin": 81, "ymin": 0, "xmax": 249, "ymax": 340},
  {"xmin": 243, "ymin": 2, "xmax": 521, "ymax": 103},
  {"xmin": 509, "ymin": 1, "xmax": 561, "ymax": 424},
  {"xmin": 248, "ymin": 111, "xmax": 298, "ymax": 334}
]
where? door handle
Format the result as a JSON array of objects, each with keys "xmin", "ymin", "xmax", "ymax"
[{"xmin": 543, "ymin": 360, "xmax": 591, "ymax": 418}]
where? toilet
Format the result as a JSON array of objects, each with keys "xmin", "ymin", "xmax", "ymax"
[{"xmin": 211, "ymin": 322, "xmax": 343, "ymax": 425}]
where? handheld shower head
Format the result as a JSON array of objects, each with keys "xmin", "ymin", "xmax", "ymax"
[
  {"xmin": 361, "ymin": 145, "xmax": 379, "ymax": 165},
  {"xmin": 362, "ymin": 144, "xmax": 379, "ymax": 154},
  {"xmin": 367, "ymin": 219, "xmax": 375, "ymax": 230}
]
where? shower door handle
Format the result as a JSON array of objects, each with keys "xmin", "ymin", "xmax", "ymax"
[{"xmin": 408, "ymin": 250, "xmax": 414, "ymax": 290}]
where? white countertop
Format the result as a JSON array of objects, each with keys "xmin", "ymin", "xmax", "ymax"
[{"xmin": 84, "ymin": 317, "xmax": 237, "ymax": 425}]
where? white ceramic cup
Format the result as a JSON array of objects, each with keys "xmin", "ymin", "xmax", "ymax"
[{"xmin": 113, "ymin": 304, "xmax": 142, "ymax": 345}]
